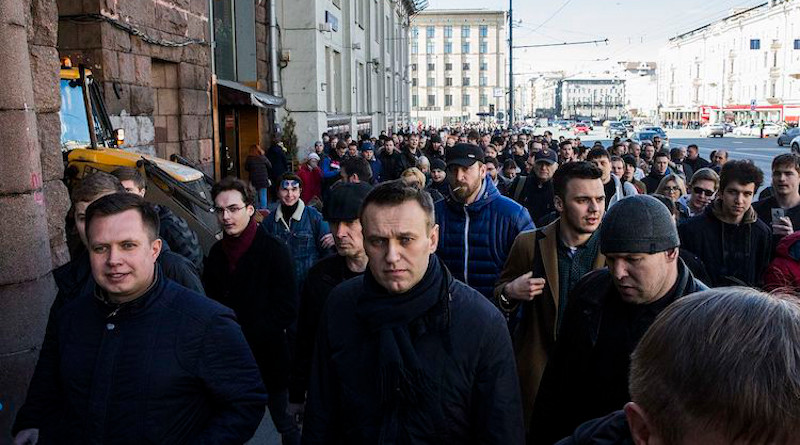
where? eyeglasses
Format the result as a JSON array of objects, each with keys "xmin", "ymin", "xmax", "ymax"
[
  {"xmin": 281, "ymin": 180, "xmax": 300, "ymax": 189},
  {"xmin": 213, "ymin": 205, "xmax": 246, "ymax": 216},
  {"xmin": 692, "ymin": 186, "xmax": 716, "ymax": 197},
  {"xmin": 664, "ymin": 186, "xmax": 682, "ymax": 192}
]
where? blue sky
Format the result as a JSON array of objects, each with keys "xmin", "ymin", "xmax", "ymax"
[{"xmin": 427, "ymin": 0, "xmax": 765, "ymax": 76}]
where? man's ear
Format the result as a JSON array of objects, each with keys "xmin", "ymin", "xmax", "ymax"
[
  {"xmin": 624, "ymin": 402, "xmax": 654, "ymax": 445},
  {"xmin": 665, "ymin": 247, "xmax": 679, "ymax": 262},
  {"xmin": 151, "ymin": 238, "xmax": 163, "ymax": 260},
  {"xmin": 554, "ymin": 195, "xmax": 564, "ymax": 213},
  {"xmin": 429, "ymin": 223, "xmax": 439, "ymax": 254}
]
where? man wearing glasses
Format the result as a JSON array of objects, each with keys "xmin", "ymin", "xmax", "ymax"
[
  {"xmin": 678, "ymin": 167, "xmax": 719, "ymax": 218},
  {"xmin": 204, "ymin": 176, "xmax": 301, "ymax": 445}
]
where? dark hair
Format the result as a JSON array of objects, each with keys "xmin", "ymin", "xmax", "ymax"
[
  {"xmin": 669, "ymin": 148, "xmax": 683, "ymax": 161},
  {"xmin": 630, "ymin": 288, "xmax": 800, "ymax": 443},
  {"xmin": 651, "ymin": 194, "xmax": 678, "ymax": 218},
  {"xmin": 484, "ymin": 156, "xmax": 499, "ymax": 169},
  {"xmin": 503, "ymin": 159, "xmax": 517, "ymax": 172},
  {"xmin": 772, "ymin": 153, "xmax": 800, "ymax": 173},
  {"xmin": 360, "ymin": 179, "xmax": 435, "ymax": 230},
  {"xmin": 622, "ymin": 154, "xmax": 637, "ymax": 168},
  {"xmin": 279, "ymin": 172, "xmax": 304, "ymax": 189},
  {"xmin": 653, "ymin": 151, "xmax": 670, "ymax": 161},
  {"xmin": 71, "ymin": 171, "xmax": 126, "ymax": 204},
  {"xmin": 552, "ymin": 161, "xmax": 602, "ymax": 199},
  {"xmin": 467, "ymin": 130, "xmax": 480, "ymax": 141},
  {"xmin": 85, "ymin": 192, "xmax": 160, "ymax": 242},
  {"xmin": 720, "ymin": 160, "xmax": 764, "ymax": 191},
  {"xmin": 335, "ymin": 140, "xmax": 348, "ymax": 151},
  {"xmin": 110, "ymin": 167, "xmax": 146, "ymax": 191},
  {"xmin": 610, "ymin": 155, "xmax": 623, "ymax": 164},
  {"xmin": 586, "ymin": 147, "xmax": 610, "ymax": 162},
  {"xmin": 348, "ymin": 140, "xmax": 358, "ymax": 147},
  {"xmin": 558, "ymin": 140, "xmax": 573, "ymax": 149},
  {"xmin": 211, "ymin": 176, "xmax": 256, "ymax": 206},
  {"xmin": 686, "ymin": 144, "xmax": 699, "ymax": 151},
  {"xmin": 341, "ymin": 156, "xmax": 373, "ymax": 182}
]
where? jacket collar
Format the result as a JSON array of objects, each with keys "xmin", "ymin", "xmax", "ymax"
[
  {"xmin": 93, "ymin": 265, "xmax": 165, "ymax": 319},
  {"xmin": 275, "ymin": 199, "xmax": 305, "ymax": 228},
  {"xmin": 710, "ymin": 198, "xmax": 757, "ymax": 225},
  {"xmin": 446, "ymin": 174, "xmax": 499, "ymax": 212}
]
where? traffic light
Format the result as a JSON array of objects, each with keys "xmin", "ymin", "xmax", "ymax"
[{"xmin": 489, "ymin": 104, "xmax": 495, "ymax": 115}]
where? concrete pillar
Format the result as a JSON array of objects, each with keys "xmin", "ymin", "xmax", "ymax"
[{"xmin": 0, "ymin": 0, "xmax": 66, "ymax": 439}]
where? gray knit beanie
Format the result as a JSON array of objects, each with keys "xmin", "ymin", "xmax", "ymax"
[{"xmin": 600, "ymin": 195, "xmax": 680, "ymax": 254}]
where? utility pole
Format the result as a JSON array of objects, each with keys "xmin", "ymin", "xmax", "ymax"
[{"xmin": 508, "ymin": 0, "xmax": 513, "ymax": 126}]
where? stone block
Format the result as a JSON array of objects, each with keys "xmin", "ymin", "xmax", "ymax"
[
  {"xmin": 257, "ymin": 60, "xmax": 268, "ymax": 79},
  {"xmin": 151, "ymin": 60, "xmax": 166, "ymax": 88},
  {"xmin": 77, "ymin": 22, "xmax": 102, "ymax": 49},
  {"xmin": 179, "ymin": 114, "xmax": 200, "ymax": 140},
  {"xmin": 133, "ymin": 55, "xmax": 152, "ymax": 86},
  {"xmin": 164, "ymin": 61, "xmax": 179, "ymax": 87},
  {"xmin": 255, "ymin": 24, "xmax": 267, "ymax": 44},
  {"xmin": 0, "ymin": 26, "xmax": 34, "ymax": 111},
  {"xmin": 57, "ymin": 0, "xmax": 86, "ymax": 15},
  {"xmin": 57, "ymin": 20, "xmax": 80, "ymax": 50},
  {"xmin": 43, "ymin": 179, "xmax": 70, "ymax": 266},
  {"xmin": 166, "ymin": 115, "xmax": 180, "ymax": 142},
  {"xmin": 156, "ymin": 3, "xmax": 188, "ymax": 36},
  {"xmin": 95, "ymin": 48, "xmax": 120, "ymax": 81},
  {"xmin": 199, "ymin": 138, "xmax": 212, "ymax": 162},
  {"xmin": 29, "ymin": 45, "xmax": 61, "ymax": 113},
  {"xmin": 103, "ymin": 81, "xmax": 131, "ymax": 115},
  {"xmin": 130, "ymin": 85, "xmax": 154, "ymax": 115},
  {"xmin": 198, "ymin": 113, "xmax": 212, "ymax": 139},
  {"xmin": 157, "ymin": 87, "xmax": 179, "ymax": 115},
  {"xmin": 190, "ymin": 0, "xmax": 207, "ymax": 16},
  {"xmin": 118, "ymin": 0, "xmax": 155, "ymax": 30},
  {"xmin": 101, "ymin": 24, "xmax": 131, "ymax": 52},
  {"xmin": 37, "ymin": 112, "xmax": 64, "ymax": 182},
  {"xmin": 164, "ymin": 141, "xmax": 181, "ymax": 159},
  {"xmin": 117, "ymin": 51, "xmax": 136, "ymax": 83},
  {"xmin": 0, "ymin": 194, "xmax": 52, "ymax": 285},
  {"xmin": 181, "ymin": 44, "xmax": 210, "ymax": 66},
  {"xmin": 178, "ymin": 89, "xmax": 194, "ymax": 114},
  {"xmin": 0, "ymin": 110, "xmax": 42, "ymax": 194},
  {"xmin": 180, "ymin": 139, "xmax": 199, "ymax": 160},
  {"xmin": 256, "ymin": 3, "xmax": 266, "ymax": 23},
  {"xmin": 0, "ymin": 335, "xmax": 46, "ymax": 441},
  {"xmin": 153, "ymin": 114, "xmax": 166, "ymax": 143},
  {"xmin": 28, "ymin": 0, "xmax": 59, "ymax": 46},
  {"xmin": 187, "ymin": 15, "xmax": 208, "ymax": 41}
]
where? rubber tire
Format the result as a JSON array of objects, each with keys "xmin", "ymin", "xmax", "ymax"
[{"xmin": 158, "ymin": 206, "xmax": 204, "ymax": 274}]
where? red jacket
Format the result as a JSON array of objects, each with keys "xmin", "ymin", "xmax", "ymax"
[
  {"xmin": 297, "ymin": 164, "xmax": 323, "ymax": 204},
  {"xmin": 764, "ymin": 230, "xmax": 800, "ymax": 291}
]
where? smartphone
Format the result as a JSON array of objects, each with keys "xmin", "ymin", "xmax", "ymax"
[{"xmin": 772, "ymin": 208, "xmax": 786, "ymax": 223}]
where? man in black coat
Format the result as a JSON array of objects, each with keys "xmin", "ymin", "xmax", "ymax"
[
  {"xmin": 288, "ymin": 183, "xmax": 371, "ymax": 420},
  {"xmin": 204, "ymin": 177, "xmax": 300, "ymax": 445},
  {"xmin": 530, "ymin": 195, "xmax": 707, "ymax": 444},
  {"xmin": 13, "ymin": 193, "xmax": 266, "ymax": 444},
  {"xmin": 302, "ymin": 181, "xmax": 524, "ymax": 444},
  {"xmin": 641, "ymin": 151, "xmax": 669, "ymax": 194},
  {"xmin": 682, "ymin": 144, "xmax": 710, "ymax": 183},
  {"xmin": 379, "ymin": 139, "xmax": 412, "ymax": 181},
  {"xmin": 679, "ymin": 160, "xmax": 771, "ymax": 287}
]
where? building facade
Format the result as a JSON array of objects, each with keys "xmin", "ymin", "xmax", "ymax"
[
  {"xmin": 560, "ymin": 73, "xmax": 626, "ymax": 121},
  {"xmin": 658, "ymin": 0, "xmax": 800, "ymax": 125},
  {"xmin": 409, "ymin": 9, "xmax": 507, "ymax": 126},
  {"xmin": 529, "ymin": 71, "xmax": 564, "ymax": 118},
  {"xmin": 275, "ymin": 0, "xmax": 422, "ymax": 155},
  {"xmin": 617, "ymin": 61, "xmax": 658, "ymax": 120}
]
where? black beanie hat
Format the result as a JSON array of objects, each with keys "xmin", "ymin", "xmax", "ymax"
[{"xmin": 600, "ymin": 195, "xmax": 680, "ymax": 254}]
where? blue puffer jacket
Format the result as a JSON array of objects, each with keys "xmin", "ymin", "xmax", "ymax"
[{"xmin": 435, "ymin": 176, "xmax": 534, "ymax": 299}]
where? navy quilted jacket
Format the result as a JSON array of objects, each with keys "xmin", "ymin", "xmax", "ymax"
[{"xmin": 435, "ymin": 176, "xmax": 534, "ymax": 299}]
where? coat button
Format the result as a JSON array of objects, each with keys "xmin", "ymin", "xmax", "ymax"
[{"xmin": 106, "ymin": 323, "xmax": 115, "ymax": 331}]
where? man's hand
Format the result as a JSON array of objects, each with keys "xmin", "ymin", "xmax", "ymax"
[
  {"xmin": 773, "ymin": 216, "xmax": 794, "ymax": 237},
  {"xmin": 320, "ymin": 233, "xmax": 335, "ymax": 249},
  {"xmin": 504, "ymin": 272, "xmax": 546, "ymax": 301},
  {"xmin": 13, "ymin": 428, "xmax": 39, "ymax": 445},
  {"xmin": 289, "ymin": 402, "xmax": 305, "ymax": 427}
]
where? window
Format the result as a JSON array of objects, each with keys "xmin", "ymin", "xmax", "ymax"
[
  {"xmin": 427, "ymin": 77, "xmax": 435, "ymax": 87},
  {"xmin": 444, "ymin": 42, "xmax": 452, "ymax": 54},
  {"xmin": 480, "ymin": 61, "xmax": 488, "ymax": 71},
  {"xmin": 480, "ymin": 94, "xmax": 488, "ymax": 106},
  {"xmin": 461, "ymin": 25, "xmax": 470, "ymax": 38},
  {"xmin": 445, "ymin": 94, "xmax": 453, "ymax": 106},
  {"xmin": 412, "ymin": 78, "xmax": 418, "ymax": 86},
  {"xmin": 462, "ymin": 42, "xmax": 470, "ymax": 53},
  {"xmin": 445, "ymin": 63, "xmax": 453, "ymax": 71},
  {"xmin": 480, "ymin": 25, "xmax": 488, "ymax": 37},
  {"xmin": 427, "ymin": 41, "xmax": 435, "ymax": 54},
  {"xmin": 427, "ymin": 63, "xmax": 435, "ymax": 71},
  {"xmin": 462, "ymin": 63, "xmax": 470, "ymax": 71},
  {"xmin": 411, "ymin": 42, "xmax": 418, "ymax": 54},
  {"xmin": 426, "ymin": 26, "xmax": 435, "ymax": 38},
  {"xmin": 427, "ymin": 94, "xmax": 435, "ymax": 106},
  {"xmin": 411, "ymin": 63, "xmax": 417, "ymax": 71},
  {"xmin": 795, "ymin": 39, "xmax": 800, "ymax": 50},
  {"xmin": 444, "ymin": 25, "xmax": 453, "ymax": 38},
  {"xmin": 462, "ymin": 77, "xmax": 470, "ymax": 86},
  {"xmin": 412, "ymin": 94, "xmax": 418, "ymax": 107},
  {"xmin": 479, "ymin": 76, "xmax": 487, "ymax": 86},
  {"xmin": 750, "ymin": 39, "xmax": 760, "ymax": 50},
  {"xmin": 771, "ymin": 81, "xmax": 776, "ymax": 97},
  {"xmin": 462, "ymin": 94, "xmax": 470, "ymax": 106},
  {"xmin": 479, "ymin": 42, "xmax": 487, "ymax": 54},
  {"xmin": 445, "ymin": 77, "xmax": 453, "ymax": 86},
  {"xmin": 412, "ymin": 27, "xmax": 418, "ymax": 38}
]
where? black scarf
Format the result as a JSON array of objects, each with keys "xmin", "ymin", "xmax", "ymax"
[{"xmin": 356, "ymin": 254, "xmax": 451, "ymax": 409}]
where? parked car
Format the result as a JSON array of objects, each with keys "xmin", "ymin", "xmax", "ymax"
[
  {"xmin": 699, "ymin": 124, "xmax": 725, "ymax": 138},
  {"xmin": 778, "ymin": 127, "xmax": 800, "ymax": 146},
  {"xmin": 621, "ymin": 120, "xmax": 634, "ymax": 132},
  {"xmin": 606, "ymin": 121, "xmax": 628, "ymax": 138},
  {"xmin": 763, "ymin": 123, "xmax": 784, "ymax": 137},
  {"xmin": 573, "ymin": 123, "xmax": 590, "ymax": 135},
  {"xmin": 733, "ymin": 124, "xmax": 756, "ymax": 136},
  {"xmin": 578, "ymin": 120, "xmax": 594, "ymax": 130},
  {"xmin": 734, "ymin": 123, "xmax": 783, "ymax": 137},
  {"xmin": 791, "ymin": 135, "xmax": 800, "ymax": 154},
  {"xmin": 722, "ymin": 122, "xmax": 735, "ymax": 133},
  {"xmin": 631, "ymin": 131, "xmax": 671, "ymax": 149}
]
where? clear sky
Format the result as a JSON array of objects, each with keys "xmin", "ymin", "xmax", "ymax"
[{"xmin": 426, "ymin": 0, "xmax": 765, "ymax": 79}]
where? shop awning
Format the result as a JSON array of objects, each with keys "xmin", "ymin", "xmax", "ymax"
[{"xmin": 216, "ymin": 79, "xmax": 285, "ymax": 108}]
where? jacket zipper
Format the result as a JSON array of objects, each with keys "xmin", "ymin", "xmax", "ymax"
[{"xmin": 463, "ymin": 206, "xmax": 470, "ymax": 285}]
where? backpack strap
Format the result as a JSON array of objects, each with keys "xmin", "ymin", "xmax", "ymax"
[{"xmin": 512, "ymin": 175, "xmax": 528, "ymax": 203}]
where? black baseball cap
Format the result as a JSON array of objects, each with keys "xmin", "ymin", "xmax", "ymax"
[
  {"xmin": 324, "ymin": 182, "xmax": 373, "ymax": 222},
  {"xmin": 534, "ymin": 149, "xmax": 558, "ymax": 164},
  {"xmin": 446, "ymin": 143, "xmax": 485, "ymax": 168}
]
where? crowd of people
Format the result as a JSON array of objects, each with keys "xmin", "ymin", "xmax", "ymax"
[{"xmin": 11, "ymin": 125, "xmax": 800, "ymax": 444}]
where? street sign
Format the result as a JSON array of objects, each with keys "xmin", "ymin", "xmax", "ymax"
[
  {"xmin": 751, "ymin": 99, "xmax": 757, "ymax": 111},
  {"xmin": 493, "ymin": 88, "xmax": 503, "ymax": 98}
]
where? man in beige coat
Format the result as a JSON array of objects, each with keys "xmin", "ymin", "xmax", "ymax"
[{"xmin": 495, "ymin": 161, "xmax": 607, "ymax": 430}]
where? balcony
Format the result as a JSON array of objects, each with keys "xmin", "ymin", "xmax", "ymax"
[
  {"xmin": 766, "ymin": 97, "xmax": 782, "ymax": 105},
  {"xmin": 770, "ymin": 66, "xmax": 781, "ymax": 78}
]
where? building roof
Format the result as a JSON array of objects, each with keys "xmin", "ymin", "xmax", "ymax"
[
  {"xmin": 563, "ymin": 72, "xmax": 622, "ymax": 82},
  {"xmin": 669, "ymin": 2, "xmax": 768, "ymax": 42},
  {"xmin": 416, "ymin": 8, "xmax": 506, "ymax": 16}
]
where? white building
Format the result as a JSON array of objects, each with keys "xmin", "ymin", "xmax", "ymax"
[
  {"xmin": 616, "ymin": 62, "xmax": 658, "ymax": 120},
  {"xmin": 408, "ymin": 9, "xmax": 507, "ymax": 126},
  {"xmin": 275, "ymin": 0, "xmax": 424, "ymax": 152},
  {"xmin": 658, "ymin": 0, "xmax": 800, "ymax": 125},
  {"xmin": 528, "ymin": 71, "xmax": 564, "ymax": 118},
  {"xmin": 560, "ymin": 73, "xmax": 626, "ymax": 121}
]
